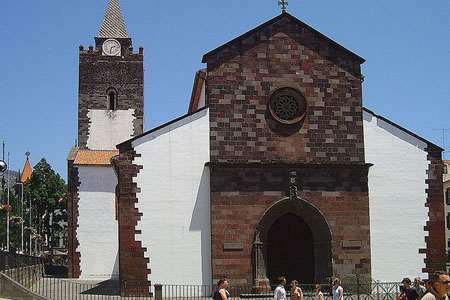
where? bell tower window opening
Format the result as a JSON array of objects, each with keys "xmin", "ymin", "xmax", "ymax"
[{"xmin": 107, "ymin": 88, "xmax": 118, "ymax": 110}]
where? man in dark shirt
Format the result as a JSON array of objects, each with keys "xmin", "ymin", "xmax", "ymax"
[
  {"xmin": 403, "ymin": 278, "xmax": 419, "ymax": 300},
  {"xmin": 423, "ymin": 279, "xmax": 433, "ymax": 296}
]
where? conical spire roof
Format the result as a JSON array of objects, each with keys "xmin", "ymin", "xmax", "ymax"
[
  {"xmin": 98, "ymin": 0, "xmax": 128, "ymax": 38},
  {"xmin": 20, "ymin": 157, "xmax": 32, "ymax": 183}
]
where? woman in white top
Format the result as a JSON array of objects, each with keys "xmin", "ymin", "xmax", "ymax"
[
  {"xmin": 332, "ymin": 278, "xmax": 344, "ymax": 300},
  {"xmin": 315, "ymin": 284, "xmax": 324, "ymax": 300}
]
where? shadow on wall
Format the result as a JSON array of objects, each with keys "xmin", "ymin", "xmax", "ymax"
[
  {"xmin": 112, "ymin": 251, "xmax": 119, "ymax": 278},
  {"xmin": 189, "ymin": 167, "xmax": 212, "ymax": 285}
]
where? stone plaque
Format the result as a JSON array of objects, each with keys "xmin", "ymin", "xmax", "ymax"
[
  {"xmin": 223, "ymin": 242, "xmax": 244, "ymax": 251},
  {"xmin": 342, "ymin": 240, "xmax": 361, "ymax": 249}
]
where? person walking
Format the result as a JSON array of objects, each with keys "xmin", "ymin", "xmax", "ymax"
[
  {"xmin": 424, "ymin": 279, "xmax": 433, "ymax": 295},
  {"xmin": 402, "ymin": 278, "xmax": 419, "ymax": 300},
  {"xmin": 398, "ymin": 286, "xmax": 408, "ymax": 300},
  {"xmin": 332, "ymin": 278, "xmax": 344, "ymax": 300},
  {"xmin": 315, "ymin": 284, "xmax": 324, "ymax": 300},
  {"xmin": 213, "ymin": 278, "xmax": 230, "ymax": 300},
  {"xmin": 421, "ymin": 271, "xmax": 450, "ymax": 300},
  {"xmin": 290, "ymin": 280, "xmax": 303, "ymax": 300},
  {"xmin": 415, "ymin": 277, "xmax": 427, "ymax": 300},
  {"xmin": 274, "ymin": 276, "xmax": 287, "ymax": 300}
]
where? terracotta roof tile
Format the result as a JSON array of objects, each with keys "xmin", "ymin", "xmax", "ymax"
[{"xmin": 74, "ymin": 150, "xmax": 119, "ymax": 166}]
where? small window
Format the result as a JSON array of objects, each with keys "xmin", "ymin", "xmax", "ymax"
[
  {"xmin": 446, "ymin": 188, "xmax": 450, "ymax": 206},
  {"xmin": 106, "ymin": 88, "xmax": 118, "ymax": 110},
  {"xmin": 447, "ymin": 213, "xmax": 450, "ymax": 230}
]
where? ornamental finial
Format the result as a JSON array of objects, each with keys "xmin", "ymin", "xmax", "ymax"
[{"xmin": 278, "ymin": 0, "xmax": 288, "ymax": 13}]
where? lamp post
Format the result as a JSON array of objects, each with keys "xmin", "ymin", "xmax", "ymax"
[
  {"xmin": 0, "ymin": 160, "xmax": 5, "ymax": 252},
  {"xmin": 1, "ymin": 141, "xmax": 7, "ymax": 251}
]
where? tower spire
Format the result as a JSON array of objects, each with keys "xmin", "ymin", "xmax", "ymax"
[{"xmin": 98, "ymin": 0, "xmax": 128, "ymax": 38}]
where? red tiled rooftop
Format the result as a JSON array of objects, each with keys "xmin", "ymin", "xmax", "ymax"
[
  {"xmin": 20, "ymin": 158, "xmax": 32, "ymax": 182},
  {"xmin": 74, "ymin": 150, "xmax": 119, "ymax": 166}
]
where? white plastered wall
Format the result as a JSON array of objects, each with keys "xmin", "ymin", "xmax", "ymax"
[
  {"xmin": 87, "ymin": 109, "xmax": 135, "ymax": 150},
  {"xmin": 364, "ymin": 110, "xmax": 428, "ymax": 281},
  {"xmin": 132, "ymin": 108, "xmax": 211, "ymax": 286},
  {"xmin": 77, "ymin": 166, "xmax": 119, "ymax": 279}
]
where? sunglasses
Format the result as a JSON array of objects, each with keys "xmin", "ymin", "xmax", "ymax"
[{"xmin": 438, "ymin": 281, "xmax": 450, "ymax": 284}]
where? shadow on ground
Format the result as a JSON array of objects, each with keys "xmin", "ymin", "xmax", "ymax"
[{"xmin": 81, "ymin": 279, "xmax": 120, "ymax": 295}]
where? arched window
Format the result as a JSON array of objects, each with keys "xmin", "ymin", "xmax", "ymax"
[{"xmin": 106, "ymin": 88, "xmax": 118, "ymax": 110}]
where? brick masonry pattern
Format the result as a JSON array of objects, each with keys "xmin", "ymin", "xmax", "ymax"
[
  {"xmin": 204, "ymin": 15, "xmax": 365, "ymax": 165},
  {"xmin": 423, "ymin": 147, "xmax": 446, "ymax": 274},
  {"xmin": 204, "ymin": 15, "xmax": 370, "ymax": 284},
  {"xmin": 209, "ymin": 164, "xmax": 371, "ymax": 285},
  {"xmin": 78, "ymin": 48, "xmax": 144, "ymax": 149},
  {"xmin": 67, "ymin": 160, "xmax": 81, "ymax": 278},
  {"xmin": 115, "ymin": 145, "xmax": 150, "ymax": 296}
]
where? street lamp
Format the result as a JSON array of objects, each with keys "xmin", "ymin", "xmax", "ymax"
[{"xmin": 0, "ymin": 160, "xmax": 6, "ymax": 191}]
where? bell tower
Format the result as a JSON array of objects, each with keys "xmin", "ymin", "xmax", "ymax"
[
  {"xmin": 67, "ymin": 0, "xmax": 144, "ymax": 280},
  {"xmin": 78, "ymin": 0, "xmax": 144, "ymax": 150}
]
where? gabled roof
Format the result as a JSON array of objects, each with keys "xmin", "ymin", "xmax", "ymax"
[
  {"xmin": 20, "ymin": 157, "xmax": 32, "ymax": 183},
  {"xmin": 117, "ymin": 106, "xmax": 209, "ymax": 150},
  {"xmin": 202, "ymin": 12, "xmax": 365, "ymax": 64},
  {"xmin": 363, "ymin": 107, "xmax": 443, "ymax": 152},
  {"xmin": 73, "ymin": 150, "xmax": 119, "ymax": 166},
  {"xmin": 98, "ymin": 0, "xmax": 128, "ymax": 38}
]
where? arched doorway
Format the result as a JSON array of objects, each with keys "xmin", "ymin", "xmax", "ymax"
[
  {"xmin": 254, "ymin": 197, "xmax": 332, "ymax": 285},
  {"xmin": 267, "ymin": 213, "xmax": 314, "ymax": 284}
]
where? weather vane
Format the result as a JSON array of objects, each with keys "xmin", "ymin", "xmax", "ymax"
[{"xmin": 278, "ymin": 0, "xmax": 288, "ymax": 13}]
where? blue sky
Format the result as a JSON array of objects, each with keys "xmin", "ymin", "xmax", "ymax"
[{"xmin": 1, "ymin": 0, "xmax": 449, "ymax": 178}]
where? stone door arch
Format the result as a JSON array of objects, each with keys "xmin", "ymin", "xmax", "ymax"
[{"xmin": 254, "ymin": 197, "xmax": 333, "ymax": 284}]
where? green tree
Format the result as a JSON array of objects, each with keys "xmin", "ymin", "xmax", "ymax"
[{"xmin": 23, "ymin": 158, "xmax": 67, "ymax": 251}]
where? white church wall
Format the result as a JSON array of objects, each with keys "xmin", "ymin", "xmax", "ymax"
[
  {"xmin": 132, "ymin": 108, "xmax": 211, "ymax": 286},
  {"xmin": 87, "ymin": 109, "xmax": 135, "ymax": 150},
  {"xmin": 77, "ymin": 166, "xmax": 119, "ymax": 280},
  {"xmin": 364, "ymin": 110, "xmax": 428, "ymax": 281}
]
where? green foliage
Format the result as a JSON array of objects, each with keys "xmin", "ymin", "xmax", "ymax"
[
  {"xmin": 0, "ymin": 158, "xmax": 67, "ymax": 251},
  {"xmin": 22, "ymin": 158, "xmax": 67, "ymax": 248},
  {"xmin": 0, "ymin": 191, "xmax": 21, "ymax": 250}
]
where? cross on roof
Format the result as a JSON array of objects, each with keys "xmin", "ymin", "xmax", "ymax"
[{"xmin": 278, "ymin": 0, "xmax": 288, "ymax": 13}]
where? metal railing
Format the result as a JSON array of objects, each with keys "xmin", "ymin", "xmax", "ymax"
[
  {"xmin": 0, "ymin": 249, "xmax": 44, "ymax": 271},
  {"xmin": 154, "ymin": 281, "xmax": 402, "ymax": 300},
  {"xmin": 0, "ymin": 257, "xmax": 403, "ymax": 300}
]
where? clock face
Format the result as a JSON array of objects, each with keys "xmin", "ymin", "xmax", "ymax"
[{"xmin": 102, "ymin": 39, "xmax": 121, "ymax": 56}]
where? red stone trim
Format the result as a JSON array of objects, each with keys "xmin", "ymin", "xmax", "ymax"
[
  {"xmin": 422, "ymin": 146, "xmax": 446, "ymax": 275},
  {"xmin": 115, "ymin": 146, "xmax": 150, "ymax": 296},
  {"xmin": 188, "ymin": 69, "xmax": 207, "ymax": 113},
  {"xmin": 67, "ymin": 159, "xmax": 81, "ymax": 278}
]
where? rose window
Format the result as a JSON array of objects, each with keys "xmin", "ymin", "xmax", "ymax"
[{"xmin": 268, "ymin": 87, "xmax": 307, "ymax": 124}]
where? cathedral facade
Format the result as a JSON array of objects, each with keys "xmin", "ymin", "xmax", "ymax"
[{"xmin": 67, "ymin": 0, "xmax": 445, "ymax": 295}]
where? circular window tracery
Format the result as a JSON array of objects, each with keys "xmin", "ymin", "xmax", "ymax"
[{"xmin": 268, "ymin": 87, "xmax": 307, "ymax": 124}]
